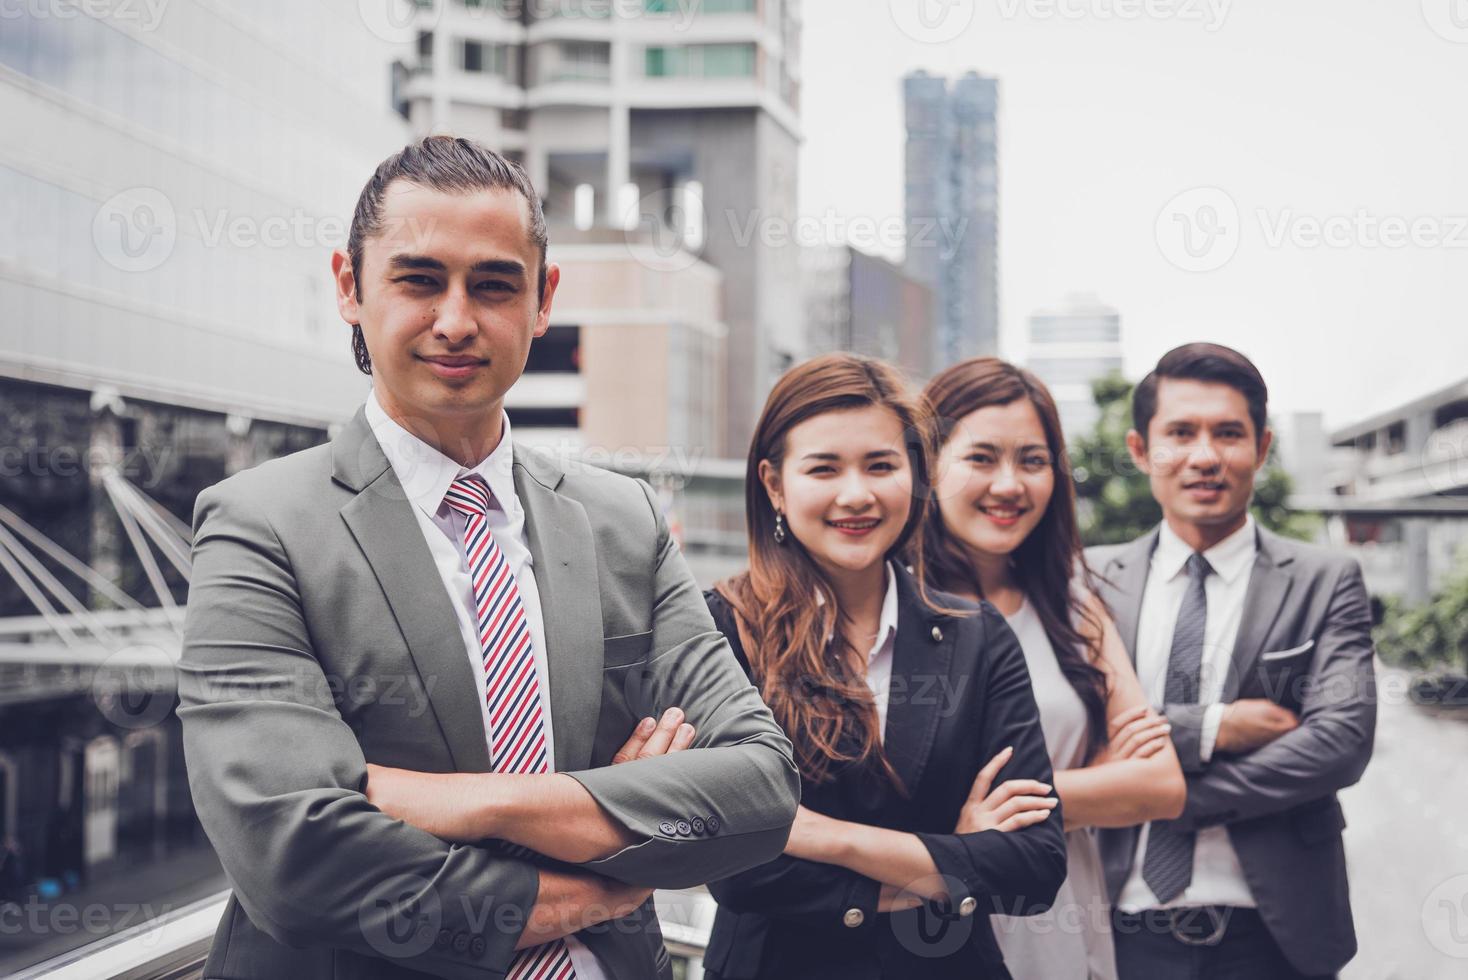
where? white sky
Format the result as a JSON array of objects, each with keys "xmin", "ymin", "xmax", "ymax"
[{"xmin": 796, "ymin": 0, "xmax": 1468, "ymax": 430}]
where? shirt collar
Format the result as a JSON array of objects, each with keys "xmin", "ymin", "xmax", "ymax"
[
  {"xmin": 1153, "ymin": 514, "xmax": 1257, "ymax": 586},
  {"xmin": 819, "ymin": 561, "xmax": 900, "ymax": 660},
  {"xmin": 363, "ymin": 387, "xmax": 521, "ymax": 525}
]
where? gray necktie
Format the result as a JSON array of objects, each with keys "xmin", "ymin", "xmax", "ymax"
[{"xmin": 1142, "ymin": 552, "xmax": 1213, "ymax": 905}]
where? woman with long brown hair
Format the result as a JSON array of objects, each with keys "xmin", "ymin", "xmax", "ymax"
[
  {"xmin": 920, "ymin": 358, "xmax": 1186, "ymax": 980},
  {"xmin": 700, "ymin": 353, "xmax": 1067, "ymax": 979}
]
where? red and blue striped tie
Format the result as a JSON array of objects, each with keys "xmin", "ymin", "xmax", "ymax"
[{"xmin": 445, "ymin": 474, "xmax": 576, "ymax": 980}]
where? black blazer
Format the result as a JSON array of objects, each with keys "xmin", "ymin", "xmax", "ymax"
[{"xmin": 700, "ymin": 566, "xmax": 1067, "ymax": 980}]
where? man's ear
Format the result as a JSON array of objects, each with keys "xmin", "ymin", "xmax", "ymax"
[
  {"xmin": 331, "ymin": 249, "xmax": 360, "ymax": 326},
  {"xmin": 757, "ymin": 458, "xmax": 783, "ymax": 514},
  {"xmin": 1125, "ymin": 429, "xmax": 1150, "ymax": 475},
  {"xmin": 1255, "ymin": 426, "xmax": 1275, "ymax": 472},
  {"xmin": 533, "ymin": 263, "xmax": 560, "ymax": 339}
]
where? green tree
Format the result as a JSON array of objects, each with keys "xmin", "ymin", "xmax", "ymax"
[
  {"xmin": 1069, "ymin": 373, "xmax": 1319, "ymax": 547},
  {"xmin": 1374, "ymin": 562, "xmax": 1468, "ymax": 675}
]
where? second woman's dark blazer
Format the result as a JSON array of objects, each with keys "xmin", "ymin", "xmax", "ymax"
[{"xmin": 700, "ymin": 565, "xmax": 1067, "ymax": 980}]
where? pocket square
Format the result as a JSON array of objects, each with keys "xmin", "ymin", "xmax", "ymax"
[{"xmin": 1260, "ymin": 639, "xmax": 1315, "ymax": 662}]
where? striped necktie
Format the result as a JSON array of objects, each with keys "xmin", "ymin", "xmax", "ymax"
[
  {"xmin": 444, "ymin": 474, "xmax": 576, "ymax": 980},
  {"xmin": 1142, "ymin": 551, "xmax": 1213, "ymax": 905}
]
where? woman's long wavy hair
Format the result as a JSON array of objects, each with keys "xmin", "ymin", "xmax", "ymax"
[
  {"xmin": 919, "ymin": 358, "xmax": 1110, "ymax": 761},
  {"xmin": 715, "ymin": 354, "xmax": 938, "ymax": 789}
]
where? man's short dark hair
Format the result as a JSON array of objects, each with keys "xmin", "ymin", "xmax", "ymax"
[
  {"xmin": 1132, "ymin": 342, "xmax": 1269, "ymax": 445},
  {"xmin": 346, "ymin": 135, "xmax": 548, "ymax": 375}
]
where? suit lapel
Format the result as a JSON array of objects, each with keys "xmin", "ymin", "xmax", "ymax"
[
  {"xmin": 332, "ymin": 407, "xmax": 492, "ymax": 773},
  {"xmin": 513, "ymin": 447, "xmax": 605, "ymax": 774},
  {"xmin": 1101, "ymin": 528, "xmax": 1160, "ymax": 664},
  {"xmin": 1222, "ymin": 526, "xmax": 1296, "ymax": 701},
  {"xmin": 881, "ymin": 567, "xmax": 953, "ymax": 794}
]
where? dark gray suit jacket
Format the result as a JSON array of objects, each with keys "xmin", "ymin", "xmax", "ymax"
[
  {"xmin": 178, "ymin": 405, "xmax": 800, "ymax": 979},
  {"xmin": 1087, "ymin": 524, "xmax": 1376, "ymax": 976}
]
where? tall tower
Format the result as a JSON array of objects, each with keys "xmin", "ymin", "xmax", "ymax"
[{"xmin": 903, "ymin": 70, "xmax": 999, "ymax": 371}]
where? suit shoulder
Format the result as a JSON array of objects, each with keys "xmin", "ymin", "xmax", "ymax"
[
  {"xmin": 195, "ymin": 442, "xmax": 334, "ymax": 521},
  {"xmin": 1265, "ymin": 531, "xmax": 1362, "ymax": 579},
  {"xmin": 1084, "ymin": 541, "xmax": 1129, "ymax": 569},
  {"xmin": 535, "ymin": 454, "xmax": 654, "ymax": 515}
]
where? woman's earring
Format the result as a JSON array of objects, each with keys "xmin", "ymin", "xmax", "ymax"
[{"xmin": 773, "ymin": 512, "xmax": 788, "ymax": 544}]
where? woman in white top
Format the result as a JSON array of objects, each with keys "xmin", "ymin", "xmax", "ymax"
[{"xmin": 919, "ymin": 358, "xmax": 1187, "ymax": 980}]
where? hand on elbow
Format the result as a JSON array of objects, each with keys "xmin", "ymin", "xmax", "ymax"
[
  {"xmin": 954, "ymin": 747, "xmax": 1059, "ymax": 835},
  {"xmin": 1215, "ymin": 699, "xmax": 1299, "ymax": 755}
]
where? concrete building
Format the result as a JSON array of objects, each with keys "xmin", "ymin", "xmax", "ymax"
[
  {"xmin": 1025, "ymin": 294, "xmax": 1123, "ymax": 438},
  {"xmin": 800, "ymin": 244, "xmax": 933, "ymax": 382},
  {"xmin": 510, "ymin": 229, "xmax": 727, "ymax": 462},
  {"xmin": 397, "ymin": 0, "xmax": 803, "ymax": 455},
  {"xmin": 903, "ymin": 69, "xmax": 999, "ymax": 369},
  {"xmin": 1317, "ymin": 378, "xmax": 1468, "ymax": 604}
]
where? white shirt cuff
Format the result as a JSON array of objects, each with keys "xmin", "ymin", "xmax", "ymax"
[{"xmin": 1199, "ymin": 703, "xmax": 1226, "ymax": 763}]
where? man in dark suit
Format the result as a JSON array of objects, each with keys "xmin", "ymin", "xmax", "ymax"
[
  {"xmin": 1087, "ymin": 343, "xmax": 1375, "ymax": 979},
  {"xmin": 178, "ymin": 136, "xmax": 800, "ymax": 979}
]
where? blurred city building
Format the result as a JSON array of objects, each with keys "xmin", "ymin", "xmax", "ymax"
[
  {"xmin": 799, "ymin": 244, "xmax": 933, "ymax": 383},
  {"xmin": 903, "ymin": 69, "xmax": 999, "ymax": 370},
  {"xmin": 0, "ymin": 1, "xmax": 408, "ymax": 973},
  {"xmin": 396, "ymin": 0, "xmax": 804, "ymax": 456},
  {"xmin": 1314, "ymin": 377, "xmax": 1468, "ymax": 605},
  {"xmin": 1024, "ymin": 293, "xmax": 1123, "ymax": 438}
]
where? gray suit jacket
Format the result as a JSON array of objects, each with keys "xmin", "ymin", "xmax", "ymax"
[
  {"xmin": 1087, "ymin": 524, "xmax": 1376, "ymax": 976},
  {"xmin": 178, "ymin": 405, "xmax": 800, "ymax": 980}
]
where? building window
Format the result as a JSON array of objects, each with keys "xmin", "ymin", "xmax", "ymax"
[
  {"xmin": 524, "ymin": 326, "xmax": 581, "ymax": 373},
  {"xmin": 463, "ymin": 39, "xmax": 485, "ymax": 72},
  {"xmin": 647, "ymin": 0, "xmax": 754, "ymax": 9},
  {"xmin": 536, "ymin": 40, "xmax": 610, "ymax": 83},
  {"xmin": 1385, "ymin": 421, "xmax": 1406, "ymax": 455},
  {"xmin": 507, "ymin": 407, "xmax": 580, "ymax": 428},
  {"xmin": 645, "ymin": 43, "xmax": 756, "ymax": 79},
  {"xmin": 417, "ymin": 29, "xmax": 434, "ymax": 61}
]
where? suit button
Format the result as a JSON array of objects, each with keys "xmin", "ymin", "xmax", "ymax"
[
  {"xmin": 843, "ymin": 907, "xmax": 865, "ymax": 928},
  {"xmin": 469, "ymin": 935, "xmax": 486, "ymax": 957},
  {"xmin": 930, "ymin": 625, "xmax": 944, "ymax": 642},
  {"xmin": 706, "ymin": 814, "xmax": 721, "ymax": 833},
  {"xmin": 958, "ymin": 896, "xmax": 977, "ymax": 917},
  {"xmin": 675, "ymin": 819, "xmax": 692, "ymax": 836},
  {"xmin": 658, "ymin": 820, "xmax": 677, "ymax": 836},
  {"xmin": 451, "ymin": 932, "xmax": 469, "ymax": 954},
  {"xmin": 691, "ymin": 816, "xmax": 706, "ymax": 835}
]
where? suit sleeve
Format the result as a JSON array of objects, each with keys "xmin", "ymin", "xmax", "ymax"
[
  {"xmin": 914, "ymin": 609, "xmax": 1069, "ymax": 917},
  {"xmin": 563, "ymin": 481, "xmax": 801, "ymax": 888},
  {"xmin": 178, "ymin": 482, "xmax": 538, "ymax": 979},
  {"xmin": 1173, "ymin": 559, "xmax": 1377, "ymax": 830}
]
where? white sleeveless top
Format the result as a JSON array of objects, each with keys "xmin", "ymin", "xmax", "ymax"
[{"xmin": 990, "ymin": 599, "xmax": 1118, "ymax": 980}]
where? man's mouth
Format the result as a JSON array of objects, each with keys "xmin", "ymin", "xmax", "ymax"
[{"xmin": 420, "ymin": 354, "xmax": 488, "ymax": 378}]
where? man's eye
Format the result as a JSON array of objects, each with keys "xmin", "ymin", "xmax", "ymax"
[
  {"xmin": 478, "ymin": 281, "xmax": 514, "ymax": 292},
  {"xmin": 395, "ymin": 275, "xmax": 436, "ymax": 286}
]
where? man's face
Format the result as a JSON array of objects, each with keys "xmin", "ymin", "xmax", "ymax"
[
  {"xmin": 1128, "ymin": 378, "xmax": 1272, "ymax": 531},
  {"xmin": 333, "ymin": 180, "xmax": 558, "ymax": 438}
]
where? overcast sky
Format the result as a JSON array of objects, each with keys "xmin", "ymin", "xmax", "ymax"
[{"xmin": 797, "ymin": 0, "xmax": 1468, "ymax": 429}]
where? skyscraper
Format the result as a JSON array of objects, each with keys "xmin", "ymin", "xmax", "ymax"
[
  {"xmin": 903, "ymin": 70, "xmax": 999, "ymax": 370},
  {"xmin": 1025, "ymin": 294, "xmax": 1124, "ymax": 438}
]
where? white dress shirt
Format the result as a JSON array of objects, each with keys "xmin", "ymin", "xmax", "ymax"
[
  {"xmin": 1117, "ymin": 515, "xmax": 1259, "ymax": 913},
  {"xmin": 364, "ymin": 389, "xmax": 607, "ymax": 979},
  {"xmin": 863, "ymin": 562, "xmax": 902, "ymax": 741}
]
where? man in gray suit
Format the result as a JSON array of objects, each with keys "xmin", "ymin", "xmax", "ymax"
[
  {"xmin": 178, "ymin": 136, "xmax": 800, "ymax": 980},
  {"xmin": 1087, "ymin": 343, "xmax": 1375, "ymax": 979}
]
